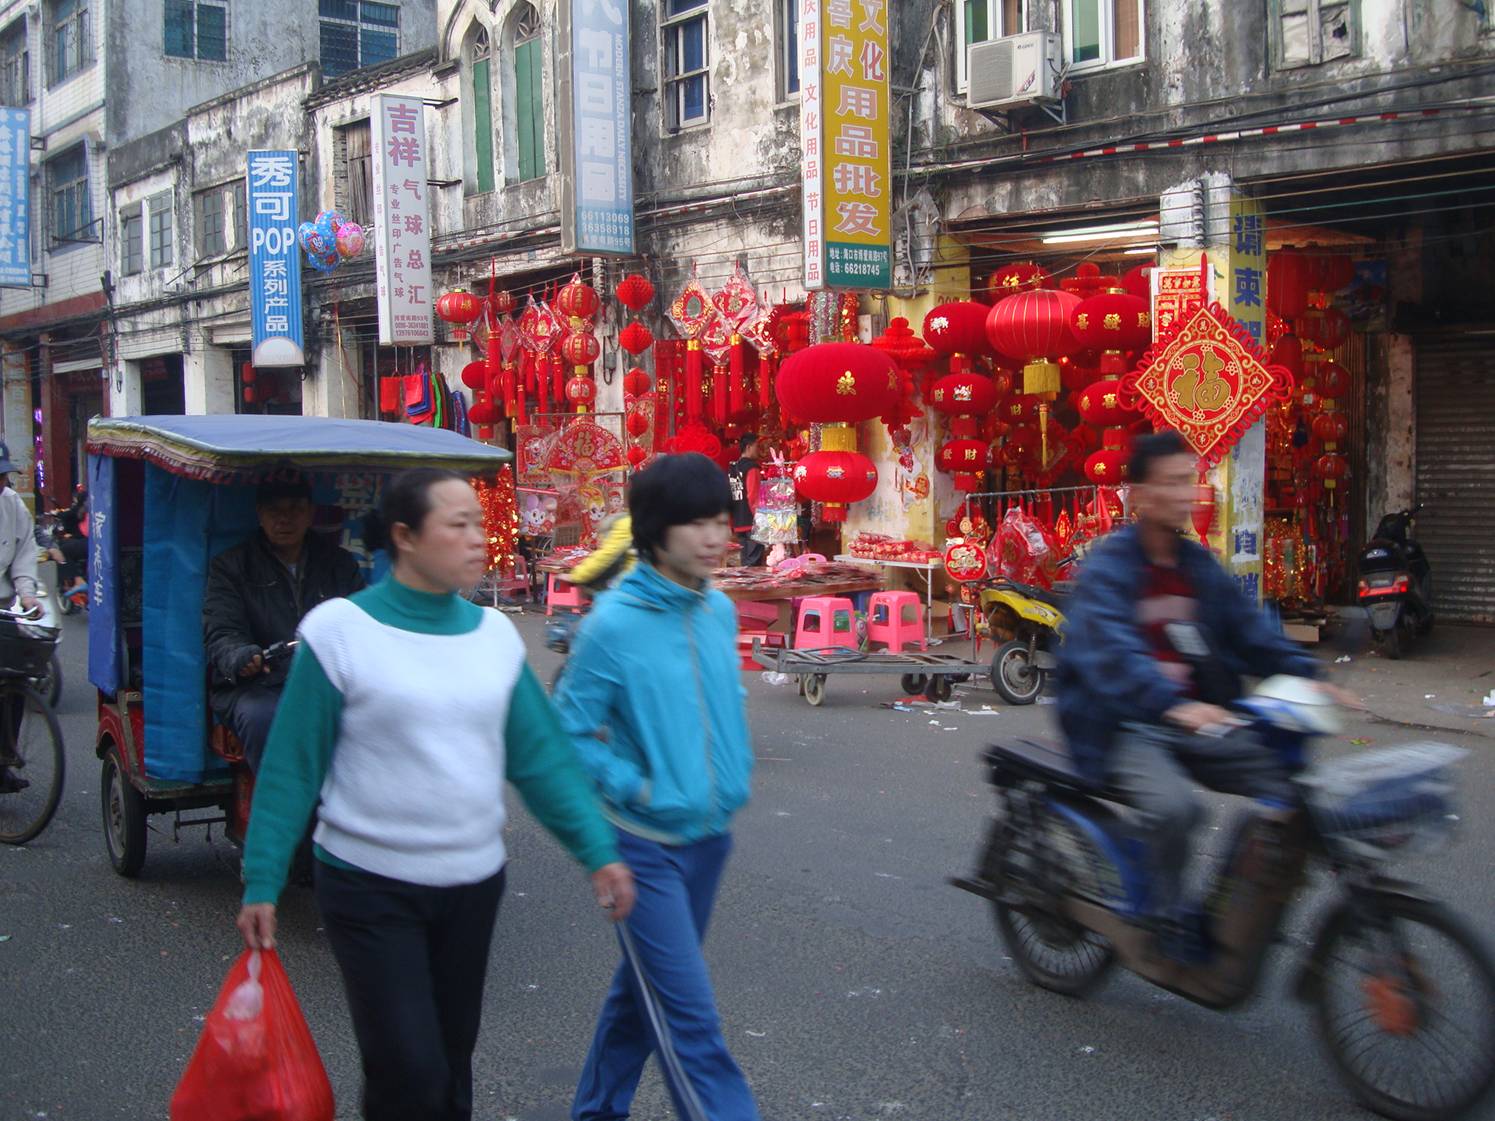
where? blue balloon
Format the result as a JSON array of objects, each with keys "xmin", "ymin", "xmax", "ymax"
[
  {"xmin": 314, "ymin": 211, "xmax": 337, "ymax": 247},
  {"xmin": 297, "ymin": 221, "xmax": 319, "ymax": 254}
]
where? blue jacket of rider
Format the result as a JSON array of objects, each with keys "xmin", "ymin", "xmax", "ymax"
[{"xmin": 1056, "ymin": 523, "xmax": 1319, "ymax": 783}]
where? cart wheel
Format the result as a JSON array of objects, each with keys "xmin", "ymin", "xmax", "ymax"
[
  {"xmin": 992, "ymin": 639, "xmax": 1043, "ymax": 705},
  {"xmin": 925, "ymin": 675, "xmax": 953, "ymax": 703},
  {"xmin": 803, "ymin": 674, "xmax": 827, "ymax": 707},
  {"xmin": 102, "ymin": 749, "xmax": 147, "ymax": 878},
  {"xmin": 900, "ymin": 673, "xmax": 928, "ymax": 695}
]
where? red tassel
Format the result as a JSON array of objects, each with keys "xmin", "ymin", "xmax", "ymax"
[
  {"xmin": 728, "ymin": 339, "xmax": 747, "ymax": 419},
  {"xmin": 485, "ymin": 319, "xmax": 501, "ymax": 414},
  {"xmin": 515, "ymin": 384, "xmax": 528, "ymax": 427},
  {"xmin": 712, "ymin": 361, "xmax": 728, "ymax": 426},
  {"xmin": 685, "ymin": 342, "xmax": 704, "ymax": 422},
  {"xmin": 758, "ymin": 354, "xmax": 776, "ymax": 414},
  {"xmin": 551, "ymin": 355, "xmax": 567, "ymax": 411}
]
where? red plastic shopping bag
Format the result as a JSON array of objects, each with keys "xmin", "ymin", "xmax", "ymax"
[{"xmin": 170, "ymin": 949, "xmax": 334, "ymax": 1121}]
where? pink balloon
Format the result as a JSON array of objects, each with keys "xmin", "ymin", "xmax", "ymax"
[{"xmin": 335, "ymin": 223, "xmax": 366, "ymax": 260}]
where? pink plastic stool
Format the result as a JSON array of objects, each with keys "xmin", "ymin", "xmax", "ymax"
[
  {"xmin": 866, "ymin": 591, "xmax": 925, "ymax": 653},
  {"xmin": 794, "ymin": 596, "xmax": 857, "ymax": 652},
  {"xmin": 546, "ymin": 574, "xmax": 586, "ymax": 615}
]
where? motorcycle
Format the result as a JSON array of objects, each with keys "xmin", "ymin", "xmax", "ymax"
[
  {"xmin": 952, "ymin": 678, "xmax": 1495, "ymax": 1120},
  {"xmin": 1358, "ymin": 507, "xmax": 1432, "ymax": 660},
  {"xmin": 980, "ymin": 580, "xmax": 1067, "ymax": 705}
]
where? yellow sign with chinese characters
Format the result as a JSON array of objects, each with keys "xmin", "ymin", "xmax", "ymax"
[{"xmin": 799, "ymin": 0, "xmax": 891, "ymax": 290}]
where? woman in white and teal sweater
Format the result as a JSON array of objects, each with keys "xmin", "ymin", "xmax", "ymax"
[{"xmin": 236, "ymin": 468, "xmax": 634, "ymax": 1121}]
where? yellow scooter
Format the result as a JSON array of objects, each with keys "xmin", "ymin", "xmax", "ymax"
[{"xmin": 979, "ymin": 580, "xmax": 1067, "ymax": 704}]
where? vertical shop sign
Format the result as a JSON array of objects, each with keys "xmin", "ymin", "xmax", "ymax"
[
  {"xmin": 559, "ymin": 0, "xmax": 634, "ymax": 256},
  {"xmin": 246, "ymin": 150, "xmax": 305, "ymax": 367},
  {"xmin": 0, "ymin": 109, "xmax": 31, "ymax": 288},
  {"xmin": 371, "ymin": 94, "xmax": 434, "ymax": 345},
  {"xmin": 1225, "ymin": 196, "xmax": 1268, "ymax": 599},
  {"xmin": 800, "ymin": 0, "xmax": 891, "ymax": 290}
]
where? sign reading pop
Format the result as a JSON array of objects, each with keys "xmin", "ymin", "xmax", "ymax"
[{"xmin": 246, "ymin": 150, "xmax": 305, "ymax": 367}]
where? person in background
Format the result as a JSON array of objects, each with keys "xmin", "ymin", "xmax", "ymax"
[
  {"xmin": 203, "ymin": 477, "xmax": 364, "ymax": 773},
  {"xmin": 726, "ymin": 433, "xmax": 765, "ymax": 567},
  {"xmin": 0, "ymin": 441, "xmax": 38, "ymax": 795},
  {"xmin": 49, "ymin": 485, "xmax": 89, "ymax": 600},
  {"xmin": 237, "ymin": 467, "xmax": 634, "ymax": 1121},
  {"xmin": 1056, "ymin": 429, "xmax": 1354, "ymax": 959},
  {"xmin": 557, "ymin": 453, "xmax": 760, "ymax": 1121}
]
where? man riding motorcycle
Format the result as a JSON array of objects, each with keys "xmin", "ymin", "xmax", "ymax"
[{"xmin": 1056, "ymin": 430, "xmax": 1353, "ymax": 957}]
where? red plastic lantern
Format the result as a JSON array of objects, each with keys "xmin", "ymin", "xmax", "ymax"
[
  {"xmin": 623, "ymin": 367, "xmax": 653, "ymax": 398},
  {"xmin": 626, "ymin": 409, "xmax": 651, "ymax": 438},
  {"xmin": 793, "ymin": 450, "xmax": 878, "ymax": 522},
  {"xmin": 1077, "ymin": 379, "xmax": 1132, "ymax": 428},
  {"xmin": 1312, "ymin": 412, "xmax": 1348, "ymax": 448},
  {"xmin": 488, "ymin": 289, "xmax": 516, "ymax": 317},
  {"xmin": 986, "ymin": 263, "xmax": 1053, "ymax": 301},
  {"xmin": 1270, "ymin": 334, "xmax": 1304, "ymax": 381},
  {"xmin": 566, "ymin": 376, "xmax": 597, "ymax": 409},
  {"xmin": 615, "ymin": 273, "xmax": 656, "ymax": 312},
  {"xmin": 936, "ymin": 438, "xmax": 991, "ymax": 491},
  {"xmin": 1316, "ymin": 359, "xmax": 1350, "ymax": 400},
  {"xmin": 1083, "ymin": 448, "xmax": 1128, "ymax": 485},
  {"xmin": 1267, "ymin": 252, "xmax": 1313, "ymax": 320},
  {"xmin": 1316, "ymin": 452, "xmax": 1348, "ymax": 490},
  {"xmin": 986, "ymin": 289, "xmax": 1081, "ymax": 396},
  {"xmin": 619, "ymin": 321, "xmax": 654, "ymax": 355},
  {"xmin": 1297, "ymin": 306, "xmax": 1349, "ymax": 350},
  {"xmin": 1070, "ymin": 292, "xmax": 1150, "ymax": 375},
  {"xmin": 774, "ymin": 343, "xmax": 899, "ymax": 424},
  {"xmin": 922, "ymin": 302, "xmax": 992, "ymax": 365},
  {"xmin": 436, "ymin": 289, "xmax": 484, "ymax": 342},
  {"xmin": 556, "ymin": 276, "xmax": 601, "ymax": 320},
  {"xmin": 460, "ymin": 361, "xmax": 488, "ymax": 390},
  {"xmin": 467, "ymin": 398, "xmax": 500, "ymax": 426},
  {"xmin": 928, "ymin": 372, "xmax": 998, "ymax": 417}
]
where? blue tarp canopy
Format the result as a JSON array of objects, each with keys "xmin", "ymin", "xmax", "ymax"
[{"xmin": 88, "ymin": 414, "xmax": 511, "ymax": 481}]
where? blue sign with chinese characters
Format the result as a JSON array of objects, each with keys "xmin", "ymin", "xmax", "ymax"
[
  {"xmin": 0, "ymin": 109, "xmax": 31, "ymax": 288},
  {"xmin": 560, "ymin": 0, "xmax": 634, "ymax": 256},
  {"xmin": 246, "ymin": 150, "xmax": 304, "ymax": 367}
]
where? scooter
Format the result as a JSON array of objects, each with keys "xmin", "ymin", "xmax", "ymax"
[
  {"xmin": 979, "ymin": 580, "xmax": 1066, "ymax": 705},
  {"xmin": 1358, "ymin": 506, "xmax": 1432, "ymax": 660},
  {"xmin": 952, "ymin": 679, "xmax": 1495, "ymax": 1121}
]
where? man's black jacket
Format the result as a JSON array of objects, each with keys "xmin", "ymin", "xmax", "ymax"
[{"xmin": 203, "ymin": 530, "xmax": 364, "ymax": 708}]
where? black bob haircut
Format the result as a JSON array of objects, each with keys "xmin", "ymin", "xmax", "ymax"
[
  {"xmin": 365, "ymin": 467, "xmax": 467, "ymax": 552},
  {"xmin": 1128, "ymin": 429, "xmax": 1193, "ymax": 484},
  {"xmin": 630, "ymin": 453, "xmax": 733, "ymax": 562}
]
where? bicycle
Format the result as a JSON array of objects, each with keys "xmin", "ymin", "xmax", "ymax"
[{"xmin": 0, "ymin": 603, "xmax": 66, "ymax": 845}]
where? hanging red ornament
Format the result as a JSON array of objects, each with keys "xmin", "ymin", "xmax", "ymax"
[
  {"xmin": 1077, "ymin": 378, "xmax": 1133, "ymax": 428},
  {"xmin": 1270, "ymin": 334, "xmax": 1305, "ymax": 381},
  {"xmin": 560, "ymin": 330, "xmax": 601, "ymax": 368},
  {"xmin": 627, "ymin": 445, "xmax": 649, "ymax": 468},
  {"xmin": 1267, "ymin": 251, "xmax": 1313, "ymax": 320},
  {"xmin": 922, "ymin": 302, "xmax": 991, "ymax": 369},
  {"xmin": 1070, "ymin": 291, "xmax": 1151, "ymax": 376},
  {"xmin": 986, "ymin": 263, "xmax": 1053, "ymax": 301},
  {"xmin": 436, "ymin": 289, "xmax": 484, "ymax": 342},
  {"xmin": 619, "ymin": 321, "xmax": 655, "ymax": 355},
  {"xmin": 1192, "ymin": 480, "xmax": 1218, "ymax": 545},
  {"xmin": 615, "ymin": 273, "xmax": 656, "ymax": 312},
  {"xmin": 793, "ymin": 450, "xmax": 878, "ymax": 523},
  {"xmin": 1312, "ymin": 412, "xmax": 1348, "ymax": 448},
  {"xmin": 1122, "ymin": 264, "xmax": 1155, "ymax": 302},
  {"xmin": 623, "ymin": 367, "xmax": 652, "ymax": 398},
  {"xmin": 1316, "ymin": 359, "xmax": 1351, "ymax": 399},
  {"xmin": 460, "ymin": 361, "xmax": 488, "ymax": 391},
  {"xmin": 936, "ymin": 438, "xmax": 991, "ymax": 491},
  {"xmin": 774, "ymin": 342, "xmax": 899, "ymax": 425},
  {"xmin": 556, "ymin": 274, "xmax": 601, "ymax": 320},
  {"xmin": 565, "ymin": 376, "xmax": 598, "ymax": 409},
  {"xmin": 928, "ymin": 372, "xmax": 999, "ymax": 417},
  {"xmin": 1083, "ymin": 448, "xmax": 1128, "ymax": 486},
  {"xmin": 1315, "ymin": 452, "xmax": 1348, "ymax": 490},
  {"xmin": 1296, "ymin": 305, "xmax": 1349, "ymax": 350},
  {"xmin": 625, "ymin": 408, "xmax": 651, "ymax": 437},
  {"xmin": 1060, "ymin": 262, "xmax": 1119, "ymax": 298}
]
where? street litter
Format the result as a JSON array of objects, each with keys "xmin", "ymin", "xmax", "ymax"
[
  {"xmin": 761, "ymin": 672, "xmax": 793, "ymax": 686},
  {"xmin": 1335, "ymin": 655, "xmax": 1352, "ymax": 664},
  {"xmin": 1483, "ymin": 691, "xmax": 1495, "ymax": 706},
  {"xmin": 0, "ymin": 934, "xmax": 10, "ymax": 942}
]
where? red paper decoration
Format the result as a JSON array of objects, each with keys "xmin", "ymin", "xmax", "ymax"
[
  {"xmin": 627, "ymin": 446, "xmax": 649, "ymax": 468},
  {"xmin": 619, "ymin": 321, "xmax": 654, "ymax": 355},
  {"xmin": 1192, "ymin": 481, "xmax": 1218, "ymax": 544},
  {"xmin": 616, "ymin": 273, "xmax": 656, "ymax": 312},
  {"xmin": 943, "ymin": 538, "xmax": 989, "ymax": 582},
  {"xmin": 625, "ymin": 409, "xmax": 651, "ymax": 437},
  {"xmin": 623, "ymin": 367, "xmax": 653, "ymax": 398}
]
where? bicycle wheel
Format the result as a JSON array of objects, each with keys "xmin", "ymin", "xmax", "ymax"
[
  {"xmin": 1312, "ymin": 893, "xmax": 1495, "ymax": 1121},
  {"xmin": 0, "ymin": 683, "xmax": 66, "ymax": 845}
]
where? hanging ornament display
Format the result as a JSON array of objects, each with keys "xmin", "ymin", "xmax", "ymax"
[
  {"xmin": 474, "ymin": 467, "xmax": 519, "ymax": 572},
  {"xmin": 741, "ymin": 312, "xmax": 781, "ymax": 416},
  {"xmin": 619, "ymin": 321, "xmax": 654, "ymax": 355},
  {"xmin": 986, "ymin": 288, "xmax": 1081, "ymax": 467},
  {"xmin": 555, "ymin": 275, "xmax": 600, "ymax": 415},
  {"xmin": 670, "ymin": 274, "xmax": 716, "ymax": 423},
  {"xmin": 1060, "ymin": 263, "xmax": 1120, "ymax": 299},
  {"xmin": 1192, "ymin": 480, "xmax": 1218, "ymax": 545},
  {"xmin": 1070, "ymin": 289, "xmax": 1151, "ymax": 376},
  {"xmin": 518, "ymin": 295, "xmax": 564, "ymax": 413},
  {"xmin": 1124, "ymin": 301, "xmax": 1296, "ymax": 468},
  {"xmin": 713, "ymin": 266, "xmax": 760, "ymax": 424},
  {"xmin": 436, "ymin": 289, "xmax": 484, "ymax": 342},
  {"xmin": 922, "ymin": 302, "xmax": 991, "ymax": 377}
]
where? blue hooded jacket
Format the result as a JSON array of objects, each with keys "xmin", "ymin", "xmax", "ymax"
[
  {"xmin": 554, "ymin": 562, "xmax": 753, "ymax": 844},
  {"xmin": 1056, "ymin": 524, "xmax": 1320, "ymax": 784}
]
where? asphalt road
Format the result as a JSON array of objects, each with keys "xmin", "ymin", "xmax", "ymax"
[{"xmin": 2, "ymin": 608, "xmax": 1492, "ymax": 1121}]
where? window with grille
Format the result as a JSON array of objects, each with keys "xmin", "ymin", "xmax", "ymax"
[
  {"xmin": 120, "ymin": 204, "xmax": 143, "ymax": 276},
  {"xmin": 1065, "ymin": 0, "xmax": 1142, "ymax": 69},
  {"xmin": 148, "ymin": 191, "xmax": 172, "ymax": 268},
  {"xmin": 48, "ymin": 145, "xmax": 93, "ymax": 248},
  {"xmin": 509, "ymin": 4, "xmax": 544, "ymax": 181},
  {"xmin": 1, "ymin": 20, "xmax": 30, "ymax": 106},
  {"xmin": 48, "ymin": 0, "xmax": 92, "ymax": 86},
  {"xmin": 320, "ymin": 0, "xmax": 399, "ymax": 79},
  {"xmin": 662, "ymin": 0, "xmax": 708, "ymax": 131},
  {"xmin": 956, "ymin": 0, "xmax": 1025, "ymax": 91},
  {"xmin": 165, "ymin": 0, "xmax": 227, "ymax": 61}
]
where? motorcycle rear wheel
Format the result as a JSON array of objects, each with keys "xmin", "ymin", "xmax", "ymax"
[
  {"xmin": 1311, "ymin": 893, "xmax": 1495, "ymax": 1121},
  {"xmin": 991, "ymin": 639, "xmax": 1044, "ymax": 705}
]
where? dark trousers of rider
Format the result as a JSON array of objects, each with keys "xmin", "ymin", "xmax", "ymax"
[
  {"xmin": 315, "ymin": 860, "xmax": 507, "ymax": 1121},
  {"xmin": 56, "ymin": 536, "xmax": 87, "ymax": 587},
  {"xmin": 1110, "ymin": 723, "xmax": 1295, "ymax": 917},
  {"xmin": 222, "ymin": 682, "xmax": 283, "ymax": 773}
]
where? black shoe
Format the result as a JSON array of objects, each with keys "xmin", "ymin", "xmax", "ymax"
[{"xmin": 0, "ymin": 767, "xmax": 30, "ymax": 794}]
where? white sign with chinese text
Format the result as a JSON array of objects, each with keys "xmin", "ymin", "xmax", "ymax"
[
  {"xmin": 559, "ymin": 0, "xmax": 634, "ymax": 256},
  {"xmin": 0, "ymin": 109, "xmax": 31, "ymax": 289},
  {"xmin": 370, "ymin": 94, "xmax": 434, "ymax": 345}
]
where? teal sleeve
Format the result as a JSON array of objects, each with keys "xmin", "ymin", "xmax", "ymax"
[
  {"xmin": 240, "ymin": 645, "xmax": 343, "ymax": 906},
  {"xmin": 552, "ymin": 627, "xmax": 647, "ymax": 808},
  {"xmin": 503, "ymin": 665, "xmax": 620, "ymax": 873}
]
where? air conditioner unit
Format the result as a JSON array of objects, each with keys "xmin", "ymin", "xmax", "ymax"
[{"xmin": 968, "ymin": 32, "xmax": 1062, "ymax": 111}]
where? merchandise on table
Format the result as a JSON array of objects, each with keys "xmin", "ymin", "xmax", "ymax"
[
  {"xmin": 752, "ymin": 470, "xmax": 801, "ymax": 545},
  {"xmin": 846, "ymin": 532, "xmax": 941, "ymax": 564},
  {"xmin": 711, "ymin": 560, "xmax": 874, "ymax": 595}
]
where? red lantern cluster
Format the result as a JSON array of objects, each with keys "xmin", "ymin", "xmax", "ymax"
[{"xmin": 615, "ymin": 272, "xmax": 657, "ymax": 468}]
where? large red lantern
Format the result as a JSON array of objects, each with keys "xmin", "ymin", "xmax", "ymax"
[
  {"xmin": 1297, "ymin": 306, "xmax": 1349, "ymax": 350},
  {"xmin": 928, "ymin": 372, "xmax": 998, "ymax": 418},
  {"xmin": 1312, "ymin": 412, "xmax": 1348, "ymax": 448},
  {"xmin": 460, "ymin": 361, "xmax": 488, "ymax": 391},
  {"xmin": 1316, "ymin": 452, "xmax": 1348, "ymax": 490},
  {"xmin": 1122, "ymin": 264, "xmax": 1154, "ymax": 302},
  {"xmin": 615, "ymin": 273, "xmax": 655, "ymax": 312},
  {"xmin": 1270, "ymin": 334, "xmax": 1304, "ymax": 380},
  {"xmin": 1071, "ymin": 291, "xmax": 1151, "ymax": 375},
  {"xmin": 1267, "ymin": 252, "xmax": 1313, "ymax": 320},
  {"xmin": 1083, "ymin": 448, "xmax": 1128, "ymax": 485},
  {"xmin": 619, "ymin": 321, "xmax": 654, "ymax": 355},
  {"xmin": 775, "ymin": 343, "xmax": 899, "ymax": 424},
  {"xmin": 436, "ymin": 289, "xmax": 484, "ymax": 342},
  {"xmin": 1077, "ymin": 378, "xmax": 1132, "ymax": 428},
  {"xmin": 793, "ymin": 450, "xmax": 878, "ymax": 522},
  {"xmin": 922, "ymin": 302, "xmax": 992, "ymax": 372},
  {"xmin": 986, "ymin": 289, "xmax": 1082, "ymax": 393},
  {"xmin": 986, "ymin": 263, "xmax": 1052, "ymax": 301},
  {"xmin": 560, "ymin": 331, "xmax": 601, "ymax": 368},
  {"xmin": 936, "ymin": 438, "xmax": 991, "ymax": 491},
  {"xmin": 556, "ymin": 275, "xmax": 601, "ymax": 320},
  {"xmin": 1316, "ymin": 359, "xmax": 1350, "ymax": 400}
]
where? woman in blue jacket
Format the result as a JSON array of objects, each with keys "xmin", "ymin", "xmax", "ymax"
[{"xmin": 556, "ymin": 453, "xmax": 759, "ymax": 1121}]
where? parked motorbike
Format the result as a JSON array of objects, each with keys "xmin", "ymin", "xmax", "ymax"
[
  {"xmin": 953, "ymin": 678, "xmax": 1495, "ymax": 1120},
  {"xmin": 980, "ymin": 580, "xmax": 1068, "ymax": 705},
  {"xmin": 1358, "ymin": 506, "xmax": 1432, "ymax": 660}
]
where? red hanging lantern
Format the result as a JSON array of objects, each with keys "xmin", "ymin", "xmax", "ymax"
[
  {"xmin": 460, "ymin": 361, "xmax": 488, "ymax": 391},
  {"xmin": 625, "ymin": 408, "xmax": 651, "ymax": 438},
  {"xmin": 1312, "ymin": 412, "xmax": 1348, "ymax": 448},
  {"xmin": 986, "ymin": 262, "xmax": 1053, "ymax": 302},
  {"xmin": 623, "ymin": 368, "xmax": 652, "ymax": 399},
  {"xmin": 793, "ymin": 450, "xmax": 877, "ymax": 523},
  {"xmin": 1070, "ymin": 291, "xmax": 1151, "ymax": 375},
  {"xmin": 1060, "ymin": 262, "xmax": 1119, "ymax": 298},
  {"xmin": 774, "ymin": 342, "xmax": 899, "ymax": 425},
  {"xmin": 467, "ymin": 398, "xmax": 500, "ymax": 426},
  {"xmin": 619, "ymin": 321, "xmax": 654, "ymax": 355},
  {"xmin": 560, "ymin": 330, "xmax": 601, "ymax": 368},
  {"xmin": 1318, "ymin": 253, "xmax": 1355, "ymax": 293},
  {"xmin": 1296, "ymin": 305, "xmax": 1349, "ymax": 350},
  {"xmin": 627, "ymin": 445, "xmax": 649, "ymax": 468},
  {"xmin": 616, "ymin": 273, "xmax": 656, "ymax": 312},
  {"xmin": 928, "ymin": 372, "xmax": 999, "ymax": 417},
  {"xmin": 566, "ymin": 376, "xmax": 598, "ymax": 409},
  {"xmin": 1076, "ymin": 378, "xmax": 1133, "ymax": 428},
  {"xmin": 488, "ymin": 289, "xmax": 516, "ymax": 317},
  {"xmin": 922, "ymin": 302, "xmax": 992, "ymax": 371},
  {"xmin": 936, "ymin": 438, "xmax": 991, "ymax": 492},
  {"xmin": 1083, "ymin": 448, "xmax": 1128, "ymax": 485},
  {"xmin": 1316, "ymin": 359, "xmax": 1350, "ymax": 400},
  {"xmin": 1315, "ymin": 452, "xmax": 1348, "ymax": 490},
  {"xmin": 556, "ymin": 275, "xmax": 601, "ymax": 320},
  {"xmin": 986, "ymin": 289, "xmax": 1082, "ymax": 392},
  {"xmin": 436, "ymin": 289, "xmax": 484, "ymax": 342},
  {"xmin": 1270, "ymin": 334, "xmax": 1304, "ymax": 381},
  {"xmin": 1122, "ymin": 264, "xmax": 1154, "ymax": 302},
  {"xmin": 1000, "ymin": 424, "xmax": 1040, "ymax": 470},
  {"xmin": 1192, "ymin": 480, "xmax": 1217, "ymax": 545},
  {"xmin": 1267, "ymin": 251, "xmax": 1313, "ymax": 320}
]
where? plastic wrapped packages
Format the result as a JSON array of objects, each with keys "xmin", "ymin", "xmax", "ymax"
[
  {"xmin": 752, "ymin": 468, "xmax": 801, "ymax": 545},
  {"xmin": 993, "ymin": 507, "xmax": 1062, "ymax": 588}
]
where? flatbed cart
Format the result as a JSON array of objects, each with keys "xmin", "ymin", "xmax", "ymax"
[{"xmin": 751, "ymin": 639, "xmax": 989, "ymax": 706}]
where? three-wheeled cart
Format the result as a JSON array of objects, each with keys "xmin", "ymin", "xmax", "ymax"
[
  {"xmin": 751, "ymin": 640, "xmax": 989, "ymax": 706},
  {"xmin": 87, "ymin": 415, "xmax": 511, "ymax": 878}
]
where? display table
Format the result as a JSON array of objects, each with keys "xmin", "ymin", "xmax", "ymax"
[
  {"xmin": 833, "ymin": 555, "xmax": 941, "ymax": 638},
  {"xmin": 713, "ymin": 563, "xmax": 883, "ymax": 636}
]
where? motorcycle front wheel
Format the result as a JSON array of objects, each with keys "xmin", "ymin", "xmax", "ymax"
[{"xmin": 1311, "ymin": 893, "xmax": 1495, "ymax": 1121}]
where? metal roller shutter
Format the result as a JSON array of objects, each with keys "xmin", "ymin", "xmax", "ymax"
[{"xmin": 1414, "ymin": 335, "xmax": 1495, "ymax": 623}]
